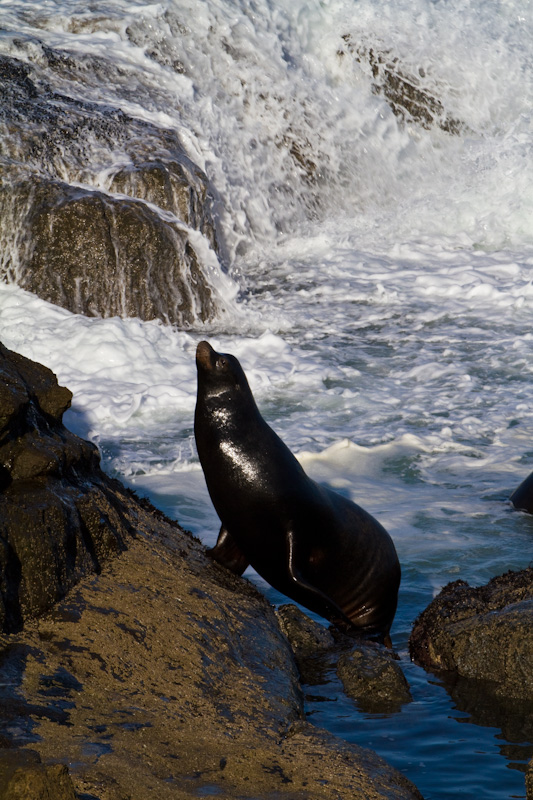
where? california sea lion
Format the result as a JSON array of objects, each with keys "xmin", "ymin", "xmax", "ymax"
[{"xmin": 194, "ymin": 341, "xmax": 401, "ymax": 640}]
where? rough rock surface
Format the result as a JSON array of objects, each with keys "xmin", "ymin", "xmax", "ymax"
[
  {"xmin": 409, "ymin": 568, "xmax": 533, "ymax": 699},
  {"xmin": 277, "ymin": 603, "xmax": 412, "ymax": 713},
  {"xmin": 0, "ymin": 53, "xmax": 223, "ymax": 327},
  {"xmin": 17, "ymin": 178, "xmax": 218, "ymax": 326},
  {"xmin": 0, "ymin": 523, "xmax": 423, "ymax": 800},
  {"xmin": 276, "ymin": 603, "xmax": 336, "ymax": 659},
  {"xmin": 337, "ymin": 642, "xmax": 412, "ymax": 713},
  {"xmin": 0, "ymin": 342, "xmax": 135, "ymax": 632},
  {"xmin": 527, "ymin": 759, "xmax": 533, "ymax": 799},
  {"xmin": 0, "ymin": 345, "xmax": 423, "ymax": 799},
  {"xmin": 0, "ymin": 750, "xmax": 77, "ymax": 800}
]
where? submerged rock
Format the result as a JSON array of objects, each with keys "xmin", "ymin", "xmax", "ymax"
[
  {"xmin": 0, "ymin": 53, "xmax": 225, "ymax": 327},
  {"xmin": 0, "ymin": 346, "xmax": 423, "ymax": 799},
  {"xmin": 409, "ymin": 568, "xmax": 533, "ymax": 699}
]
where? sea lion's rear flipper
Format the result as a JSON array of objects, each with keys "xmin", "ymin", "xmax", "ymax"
[
  {"xmin": 285, "ymin": 527, "xmax": 354, "ymax": 630},
  {"xmin": 208, "ymin": 525, "xmax": 250, "ymax": 576}
]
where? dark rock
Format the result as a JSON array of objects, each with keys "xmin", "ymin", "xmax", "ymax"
[
  {"xmin": 0, "ymin": 502, "xmax": 423, "ymax": 800},
  {"xmin": 338, "ymin": 36, "xmax": 465, "ymax": 135},
  {"xmin": 276, "ymin": 603, "xmax": 335, "ymax": 658},
  {"xmin": 409, "ymin": 568, "xmax": 533, "ymax": 698},
  {"xmin": 527, "ymin": 757, "xmax": 533, "ymax": 799},
  {"xmin": 0, "ymin": 750, "xmax": 76, "ymax": 800},
  {"xmin": 15, "ymin": 177, "xmax": 218, "ymax": 326},
  {"xmin": 276, "ymin": 604, "xmax": 336, "ymax": 686},
  {"xmin": 0, "ymin": 53, "xmax": 224, "ymax": 327},
  {"xmin": 337, "ymin": 641, "xmax": 412, "ymax": 713},
  {"xmin": 510, "ymin": 470, "xmax": 533, "ymax": 514},
  {"xmin": 276, "ymin": 604, "xmax": 411, "ymax": 712},
  {"xmin": 0, "ymin": 342, "xmax": 136, "ymax": 632},
  {"xmin": 436, "ymin": 670, "xmax": 533, "ymax": 745}
]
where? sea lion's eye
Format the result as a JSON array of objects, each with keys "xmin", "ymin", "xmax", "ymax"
[{"xmin": 216, "ymin": 357, "xmax": 228, "ymax": 371}]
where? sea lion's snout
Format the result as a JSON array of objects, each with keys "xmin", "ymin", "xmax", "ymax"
[{"xmin": 196, "ymin": 340, "xmax": 215, "ymax": 370}]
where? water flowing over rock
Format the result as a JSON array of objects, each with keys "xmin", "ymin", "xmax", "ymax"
[
  {"xmin": 0, "ymin": 53, "xmax": 226, "ymax": 327},
  {"xmin": 0, "ymin": 345, "xmax": 424, "ymax": 800},
  {"xmin": 409, "ymin": 568, "xmax": 533, "ymax": 699}
]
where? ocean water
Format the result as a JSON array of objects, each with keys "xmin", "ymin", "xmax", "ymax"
[{"xmin": 1, "ymin": 0, "xmax": 533, "ymax": 796}]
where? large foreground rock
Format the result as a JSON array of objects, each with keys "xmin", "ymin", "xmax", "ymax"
[
  {"xmin": 409, "ymin": 568, "xmax": 533, "ymax": 699},
  {"xmin": 1, "ymin": 518, "xmax": 423, "ymax": 800},
  {"xmin": 0, "ymin": 343, "xmax": 423, "ymax": 799}
]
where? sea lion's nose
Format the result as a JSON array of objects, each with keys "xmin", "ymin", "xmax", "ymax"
[{"xmin": 196, "ymin": 340, "xmax": 215, "ymax": 369}]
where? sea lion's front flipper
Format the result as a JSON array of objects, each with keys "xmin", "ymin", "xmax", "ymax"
[
  {"xmin": 285, "ymin": 527, "xmax": 354, "ymax": 630},
  {"xmin": 208, "ymin": 525, "xmax": 250, "ymax": 575}
]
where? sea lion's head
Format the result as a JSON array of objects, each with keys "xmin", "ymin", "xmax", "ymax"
[{"xmin": 195, "ymin": 341, "xmax": 252, "ymax": 402}]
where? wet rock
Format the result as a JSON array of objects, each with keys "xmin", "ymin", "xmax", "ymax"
[
  {"xmin": 0, "ymin": 53, "xmax": 225, "ymax": 327},
  {"xmin": 338, "ymin": 35, "xmax": 465, "ymax": 135},
  {"xmin": 276, "ymin": 604, "xmax": 412, "ymax": 712},
  {"xmin": 276, "ymin": 604, "xmax": 336, "ymax": 685},
  {"xmin": 0, "ymin": 342, "xmax": 136, "ymax": 632},
  {"xmin": 16, "ymin": 177, "xmax": 218, "ymax": 326},
  {"xmin": 409, "ymin": 568, "xmax": 533, "ymax": 699},
  {"xmin": 0, "ymin": 509, "xmax": 423, "ymax": 800},
  {"xmin": 109, "ymin": 159, "xmax": 217, "ymax": 251},
  {"xmin": 527, "ymin": 757, "xmax": 533, "ymax": 799},
  {"xmin": 510, "ymin": 470, "xmax": 533, "ymax": 514},
  {"xmin": 276, "ymin": 603, "xmax": 335, "ymax": 659},
  {"xmin": 0, "ymin": 750, "xmax": 76, "ymax": 800},
  {"xmin": 126, "ymin": 11, "xmax": 188, "ymax": 74},
  {"xmin": 337, "ymin": 641, "xmax": 412, "ymax": 713}
]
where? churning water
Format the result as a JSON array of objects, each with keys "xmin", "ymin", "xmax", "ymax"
[{"xmin": 1, "ymin": 0, "xmax": 533, "ymax": 796}]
